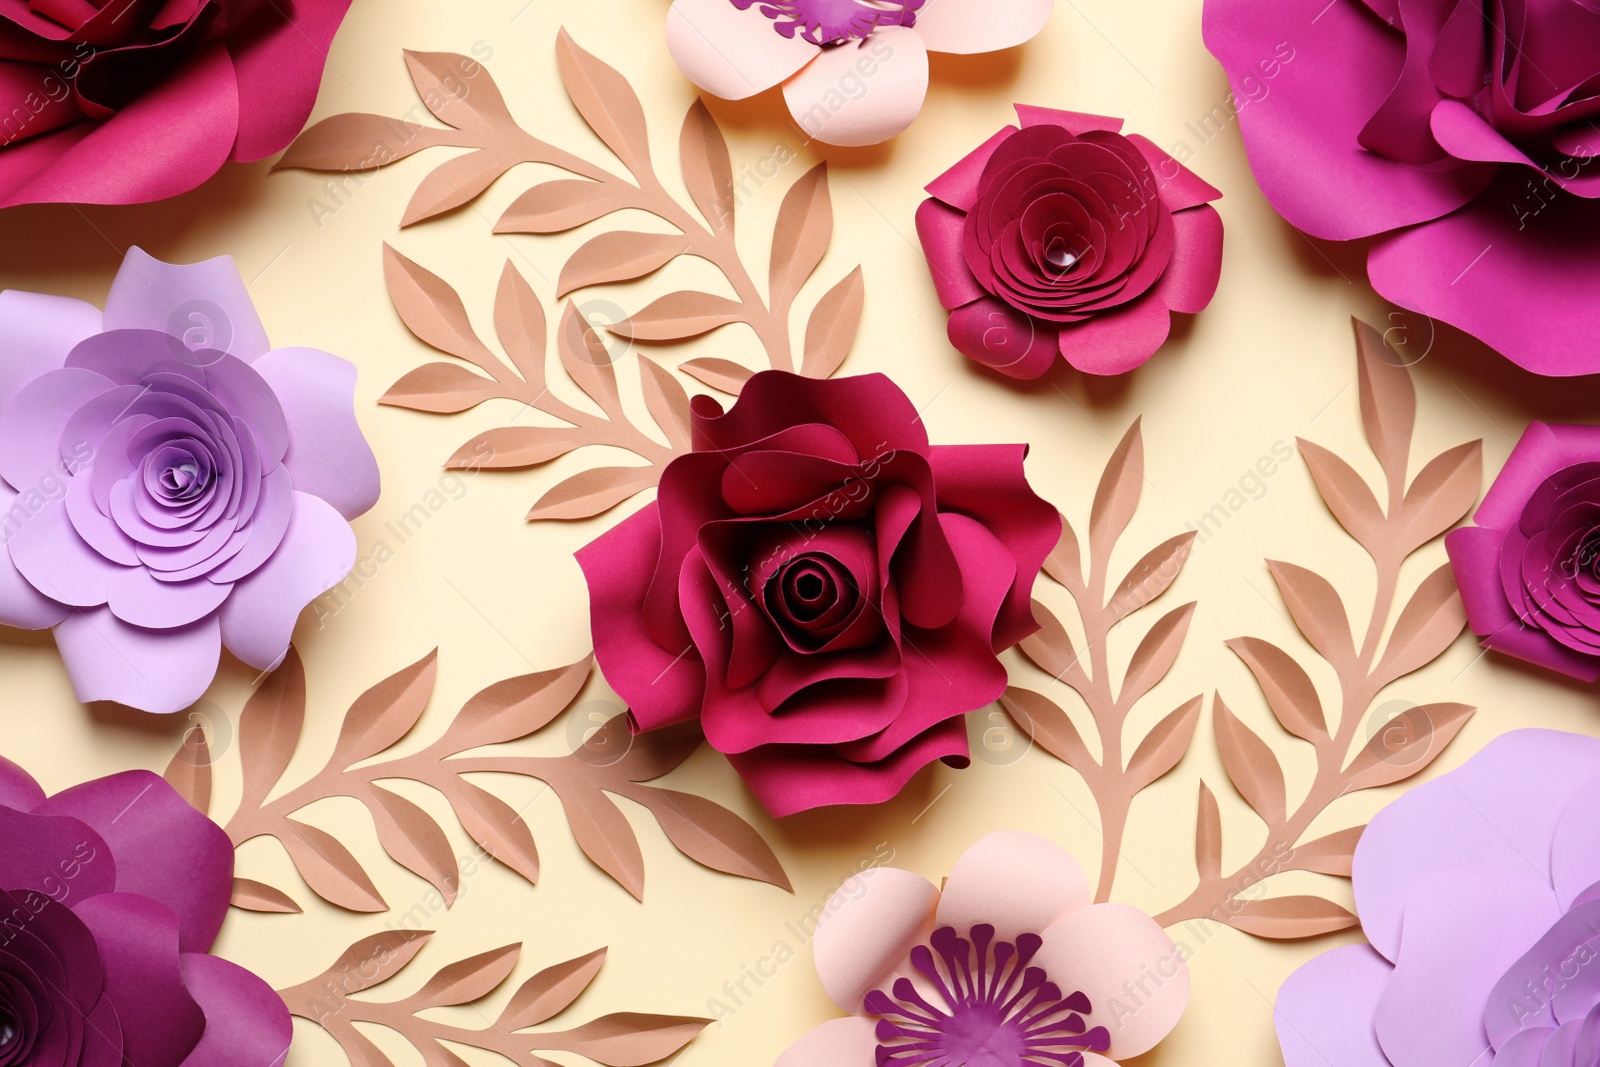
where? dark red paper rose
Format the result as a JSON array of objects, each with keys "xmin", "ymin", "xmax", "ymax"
[
  {"xmin": 917, "ymin": 105, "xmax": 1224, "ymax": 379},
  {"xmin": 577, "ymin": 371, "xmax": 1060, "ymax": 817},
  {"xmin": 0, "ymin": 0, "xmax": 352, "ymax": 208},
  {"xmin": 0, "ymin": 757, "xmax": 290, "ymax": 1065}
]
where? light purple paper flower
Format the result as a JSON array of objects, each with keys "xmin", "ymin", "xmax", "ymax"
[
  {"xmin": 1446, "ymin": 421, "xmax": 1600, "ymax": 681},
  {"xmin": 1205, "ymin": 0, "xmax": 1600, "ymax": 375},
  {"xmin": 0, "ymin": 755, "xmax": 290, "ymax": 1065},
  {"xmin": 1277, "ymin": 729, "xmax": 1600, "ymax": 1067},
  {"xmin": 0, "ymin": 247, "xmax": 379, "ymax": 713}
]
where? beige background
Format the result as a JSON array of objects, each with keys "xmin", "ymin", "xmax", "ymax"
[{"xmin": 4, "ymin": 0, "xmax": 1600, "ymax": 1063}]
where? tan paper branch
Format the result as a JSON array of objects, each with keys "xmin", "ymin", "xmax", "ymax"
[
  {"xmin": 163, "ymin": 647, "xmax": 790, "ymax": 913},
  {"xmin": 1002, "ymin": 419, "xmax": 1204, "ymax": 904},
  {"xmin": 1153, "ymin": 318, "xmax": 1482, "ymax": 939},
  {"xmin": 277, "ymin": 932, "xmax": 708, "ymax": 1067}
]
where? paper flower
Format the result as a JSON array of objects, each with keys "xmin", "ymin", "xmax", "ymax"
[
  {"xmin": 577, "ymin": 371, "xmax": 1059, "ymax": 816},
  {"xmin": 776, "ymin": 832, "xmax": 1188, "ymax": 1066},
  {"xmin": 664, "ymin": 0, "xmax": 1054, "ymax": 146},
  {"xmin": 0, "ymin": 756, "xmax": 290, "ymax": 1065},
  {"xmin": 1446, "ymin": 421, "xmax": 1600, "ymax": 681},
  {"xmin": 916, "ymin": 106, "xmax": 1224, "ymax": 379},
  {"xmin": 0, "ymin": 247, "xmax": 380, "ymax": 713},
  {"xmin": 0, "ymin": 0, "xmax": 351, "ymax": 209},
  {"xmin": 1276, "ymin": 729, "xmax": 1600, "ymax": 1067},
  {"xmin": 1206, "ymin": 0, "xmax": 1600, "ymax": 376}
]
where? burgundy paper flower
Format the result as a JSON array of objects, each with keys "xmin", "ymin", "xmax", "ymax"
[
  {"xmin": 1446, "ymin": 421, "xmax": 1600, "ymax": 681},
  {"xmin": 577, "ymin": 371, "xmax": 1060, "ymax": 816},
  {"xmin": 0, "ymin": 0, "xmax": 352, "ymax": 209},
  {"xmin": 0, "ymin": 755, "xmax": 290, "ymax": 1065},
  {"xmin": 916, "ymin": 106, "xmax": 1224, "ymax": 379}
]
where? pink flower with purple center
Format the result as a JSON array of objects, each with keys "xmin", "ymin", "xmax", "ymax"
[{"xmin": 732, "ymin": 0, "xmax": 924, "ymax": 45}]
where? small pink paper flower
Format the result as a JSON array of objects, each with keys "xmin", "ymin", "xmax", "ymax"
[
  {"xmin": 777, "ymin": 832, "xmax": 1189, "ymax": 1066},
  {"xmin": 665, "ymin": 0, "xmax": 1055, "ymax": 146},
  {"xmin": 917, "ymin": 106, "xmax": 1224, "ymax": 378}
]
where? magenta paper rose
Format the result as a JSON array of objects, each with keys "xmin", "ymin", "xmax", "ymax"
[
  {"xmin": 1276, "ymin": 729, "xmax": 1600, "ymax": 1067},
  {"xmin": 1446, "ymin": 421, "xmax": 1600, "ymax": 681},
  {"xmin": 0, "ymin": 755, "xmax": 289, "ymax": 1065},
  {"xmin": 664, "ymin": 0, "xmax": 1054, "ymax": 146},
  {"xmin": 1207, "ymin": 0, "xmax": 1600, "ymax": 375},
  {"xmin": 577, "ymin": 371, "xmax": 1059, "ymax": 817},
  {"xmin": 0, "ymin": 0, "xmax": 351, "ymax": 209},
  {"xmin": 916, "ymin": 106, "xmax": 1224, "ymax": 379},
  {"xmin": 0, "ymin": 247, "xmax": 380, "ymax": 714},
  {"xmin": 776, "ymin": 832, "xmax": 1188, "ymax": 1066}
]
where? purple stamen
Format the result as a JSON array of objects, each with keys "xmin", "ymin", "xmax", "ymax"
[{"xmin": 731, "ymin": 0, "xmax": 924, "ymax": 46}]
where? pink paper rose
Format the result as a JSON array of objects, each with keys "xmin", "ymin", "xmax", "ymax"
[
  {"xmin": 0, "ymin": 247, "xmax": 380, "ymax": 713},
  {"xmin": 916, "ymin": 106, "xmax": 1224, "ymax": 379},
  {"xmin": 664, "ymin": 0, "xmax": 1054, "ymax": 146},
  {"xmin": 577, "ymin": 371, "xmax": 1059, "ymax": 817},
  {"xmin": 776, "ymin": 832, "xmax": 1189, "ymax": 1066},
  {"xmin": 1206, "ymin": 0, "xmax": 1600, "ymax": 375},
  {"xmin": 0, "ymin": 0, "xmax": 352, "ymax": 209},
  {"xmin": 1446, "ymin": 421, "xmax": 1600, "ymax": 680}
]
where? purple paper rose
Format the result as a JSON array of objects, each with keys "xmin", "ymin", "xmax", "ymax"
[
  {"xmin": 1205, "ymin": 0, "xmax": 1600, "ymax": 375},
  {"xmin": 1277, "ymin": 729, "xmax": 1600, "ymax": 1067},
  {"xmin": 0, "ymin": 248, "xmax": 379, "ymax": 713},
  {"xmin": 0, "ymin": 756, "xmax": 290, "ymax": 1065},
  {"xmin": 1445, "ymin": 421, "xmax": 1600, "ymax": 681}
]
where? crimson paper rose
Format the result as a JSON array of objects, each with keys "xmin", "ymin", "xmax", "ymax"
[
  {"xmin": 0, "ymin": 755, "xmax": 290, "ymax": 1065},
  {"xmin": 577, "ymin": 371, "xmax": 1060, "ymax": 816},
  {"xmin": 0, "ymin": 0, "xmax": 351, "ymax": 208},
  {"xmin": 916, "ymin": 105, "xmax": 1224, "ymax": 379}
]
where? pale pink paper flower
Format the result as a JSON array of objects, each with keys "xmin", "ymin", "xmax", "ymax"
[
  {"xmin": 665, "ymin": 0, "xmax": 1055, "ymax": 146},
  {"xmin": 776, "ymin": 832, "xmax": 1189, "ymax": 1066}
]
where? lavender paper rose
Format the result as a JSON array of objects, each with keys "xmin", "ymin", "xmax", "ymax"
[
  {"xmin": 1446, "ymin": 421, "xmax": 1600, "ymax": 681},
  {"xmin": 0, "ymin": 248, "xmax": 379, "ymax": 713}
]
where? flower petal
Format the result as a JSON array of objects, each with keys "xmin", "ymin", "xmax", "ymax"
[
  {"xmin": 72, "ymin": 893, "xmax": 206, "ymax": 1066},
  {"xmin": 0, "ymin": 365, "xmax": 116, "ymax": 492},
  {"xmin": 1056, "ymin": 290, "xmax": 1172, "ymax": 375},
  {"xmin": 934, "ymin": 830, "xmax": 1090, "ymax": 941},
  {"xmin": 916, "ymin": 198, "xmax": 987, "ymax": 310},
  {"xmin": 103, "ymin": 247, "xmax": 271, "ymax": 363},
  {"xmin": 0, "ymin": 290, "xmax": 101, "ymax": 406},
  {"xmin": 773, "ymin": 1017, "xmax": 878, "ymax": 1067},
  {"xmin": 1550, "ymin": 772, "xmax": 1600, "ymax": 912},
  {"xmin": 252, "ymin": 347, "xmax": 380, "ymax": 519},
  {"xmin": 782, "ymin": 27, "xmax": 928, "ymax": 147},
  {"xmin": 177, "ymin": 953, "xmax": 294, "ymax": 1066},
  {"xmin": 54, "ymin": 605, "xmax": 221, "ymax": 714},
  {"xmin": 1153, "ymin": 205, "xmax": 1224, "ymax": 315},
  {"xmin": 911, "ymin": 0, "xmax": 1054, "ymax": 55},
  {"xmin": 666, "ymin": 0, "xmax": 817, "ymax": 100},
  {"xmin": 813, "ymin": 865, "xmax": 939, "ymax": 1013},
  {"xmin": 228, "ymin": 0, "xmax": 354, "ymax": 162},
  {"xmin": 0, "ymin": 754, "xmax": 43, "ymax": 811},
  {"xmin": 946, "ymin": 296, "xmax": 1059, "ymax": 379},
  {"xmin": 1275, "ymin": 944, "xmax": 1392, "ymax": 1067},
  {"xmin": 0, "ymin": 484, "xmax": 71, "ymax": 630}
]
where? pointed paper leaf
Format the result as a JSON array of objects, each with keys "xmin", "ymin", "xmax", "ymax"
[
  {"xmin": 276, "ymin": 114, "xmax": 455, "ymax": 172},
  {"xmin": 1126, "ymin": 695, "xmax": 1203, "ymax": 789},
  {"xmin": 1195, "ymin": 782, "xmax": 1222, "ymax": 881},
  {"xmin": 409, "ymin": 944, "xmax": 521, "ymax": 1008},
  {"xmin": 536, "ymin": 1013, "xmax": 710, "ymax": 1067},
  {"xmin": 330, "ymin": 1028, "xmax": 400, "ymax": 1067},
  {"xmin": 1286, "ymin": 826, "xmax": 1364, "ymax": 877},
  {"xmin": 1267, "ymin": 560, "xmax": 1357, "ymax": 671},
  {"xmin": 238, "ymin": 647, "xmax": 306, "ymax": 800},
  {"xmin": 1089, "ymin": 419, "xmax": 1144, "ymax": 560},
  {"xmin": 680, "ymin": 99, "xmax": 733, "ymax": 234},
  {"xmin": 1344, "ymin": 701, "xmax": 1475, "ymax": 792},
  {"xmin": 800, "ymin": 266, "xmax": 864, "ymax": 379},
  {"xmin": 526, "ymin": 465, "xmax": 658, "ymax": 522},
  {"xmin": 404, "ymin": 51, "xmax": 513, "ymax": 129},
  {"xmin": 555, "ymin": 30, "xmax": 650, "ymax": 175},
  {"xmin": 1226, "ymin": 896, "xmax": 1359, "ymax": 939},
  {"xmin": 445, "ymin": 426, "xmax": 585, "ymax": 470},
  {"xmin": 1297, "ymin": 437, "xmax": 1385, "ymax": 546},
  {"xmin": 379, "ymin": 362, "xmax": 502, "ymax": 413},
  {"xmin": 282, "ymin": 819, "xmax": 387, "ymax": 912},
  {"xmin": 1354, "ymin": 318, "xmax": 1416, "ymax": 489},
  {"xmin": 1225, "ymin": 636, "xmax": 1326, "ymax": 741},
  {"xmin": 639, "ymin": 356, "xmax": 692, "ymax": 451},
  {"xmin": 366, "ymin": 785, "xmax": 461, "ymax": 906},
  {"xmin": 557, "ymin": 231, "xmax": 690, "ymax": 297},
  {"xmin": 496, "ymin": 179, "xmax": 630, "ymax": 234},
  {"xmin": 163, "ymin": 726, "xmax": 211, "ymax": 815},
  {"xmin": 403, "ymin": 148, "xmax": 513, "ymax": 227},
  {"xmin": 494, "ymin": 261, "xmax": 547, "ymax": 387},
  {"xmin": 632, "ymin": 788, "xmax": 790, "ymax": 890},
  {"xmin": 1401, "ymin": 440, "xmax": 1482, "ymax": 551},
  {"xmin": 383, "ymin": 245, "xmax": 498, "ymax": 369},
  {"xmin": 1108, "ymin": 531, "xmax": 1194, "ymax": 618},
  {"xmin": 769, "ymin": 163, "xmax": 832, "ymax": 308},
  {"xmin": 999, "ymin": 687, "xmax": 1094, "ymax": 772},
  {"xmin": 556, "ymin": 786, "xmax": 645, "ymax": 900},
  {"xmin": 1213, "ymin": 695, "xmax": 1287, "ymax": 824},
  {"xmin": 1376, "ymin": 563, "xmax": 1466, "ymax": 682},
  {"xmin": 679, "ymin": 357, "xmax": 754, "ymax": 393},
  {"xmin": 1018, "ymin": 599, "xmax": 1083, "ymax": 686},
  {"xmin": 557, "ymin": 300, "xmax": 622, "ymax": 415},
  {"xmin": 610, "ymin": 292, "xmax": 745, "ymax": 341},
  {"xmin": 1118, "ymin": 601, "xmax": 1196, "ymax": 706},
  {"xmin": 448, "ymin": 657, "xmax": 592, "ymax": 750},
  {"xmin": 230, "ymin": 877, "xmax": 301, "ymax": 913},
  {"xmin": 499, "ymin": 947, "xmax": 607, "ymax": 1030},
  {"xmin": 312, "ymin": 929, "xmax": 433, "ymax": 994},
  {"xmin": 1043, "ymin": 514, "xmax": 1082, "ymax": 590},
  {"xmin": 333, "ymin": 649, "xmax": 439, "ymax": 767},
  {"xmin": 449, "ymin": 781, "xmax": 541, "ymax": 885}
]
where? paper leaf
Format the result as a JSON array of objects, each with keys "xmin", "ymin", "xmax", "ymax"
[
  {"xmin": 310, "ymin": 929, "xmax": 434, "ymax": 995},
  {"xmin": 496, "ymin": 180, "xmax": 629, "ymax": 234},
  {"xmin": 632, "ymin": 788, "xmax": 791, "ymax": 890},
  {"xmin": 1286, "ymin": 826, "xmax": 1364, "ymax": 877},
  {"xmin": 408, "ymin": 944, "xmax": 521, "ymax": 1008},
  {"xmin": 1107, "ymin": 531, "xmax": 1194, "ymax": 618},
  {"xmin": 1297, "ymin": 437, "xmax": 1385, "ymax": 547},
  {"xmin": 383, "ymin": 244, "xmax": 496, "ymax": 368},
  {"xmin": 367, "ymin": 785, "xmax": 461, "ymax": 906},
  {"xmin": 1000, "ymin": 687, "xmax": 1094, "ymax": 772},
  {"xmin": 1213, "ymin": 696, "xmax": 1287, "ymax": 824},
  {"xmin": 526, "ymin": 465, "xmax": 658, "ymax": 522},
  {"xmin": 639, "ymin": 356, "xmax": 693, "ymax": 451},
  {"xmin": 238, "ymin": 647, "xmax": 306, "ymax": 800},
  {"xmin": 1376, "ymin": 563, "xmax": 1466, "ymax": 682},
  {"xmin": 449, "ymin": 781, "xmax": 541, "ymax": 886},
  {"xmin": 1194, "ymin": 782, "xmax": 1221, "ymax": 881},
  {"xmin": 448, "ymin": 657, "xmax": 593, "ymax": 750},
  {"xmin": 499, "ymin": 948, "xmax": 607, "ymax": 1030},
  {"xmin": 1118, "ymin": 601, "xmax": 1196, "ymax": 706},
  {"xmin": 801, "ymin": 266, "xmax": 864, "ymax": 379},
  {"xmin": 1224, "ymin": 636, "xmax": 1326, "ymax": 741},
  {"xmin": 680, "ymin": 99, "xmax": 733, "ymax": 234},
  {"xmin": 769, "ymin": 163, "xmax": 832, "ymax": 309},
  {"xmin": 282, "ymin": 819, "xmax": 387, "ymax": 912},
  {"xmin": 403, "ymin": 149, "xmax": 513, "ymax": 227},
  {"xmin": 333, "ymin": 649, "xmax": 439, "ymax": 768},
  {"xmin": 1401, "ymin": 440, "xmax": 1483, "ymax": 551},
  {"xmin": 1226, "ymin": 896, "xmax": 1359, "ymax": 939},
  {"xmin": 1018, "ymin": 600, "xmax": 1082, "ymax": 685},
  {"xmin": 679, "ymin": 357, "xmax": 754, "ymax": 393},
  {"xmin": 275, "ymin": 114, "xmax": 456, "ymax": 172},
  {"xmin": 404, "ymin": 51, "xmax": 513, "ymax": 130},
  {"xmin": 555, "ymin": 30, "xmax": 650, "ymax": 176},
  {"xmin": 1267, "ymin": 560, "xmax": 1357, "ymax": 671},
  {"xmin": 1125, "ymin": 695, "xmax": 1203, "ymax": 790},
  {"xmin": 557, "ymin": 301, "xmax": 622, "ymax": 415},
  {"xmin": 163, "ymin": 726, "xmax": 211, "ymax": 815},
  {"xmin": 1343, "ymin": 701, "xmax": 1475, "ymax": 792},
  {"xmin": 537, "ymin": 1013, "xmax": 710, "ymax": 1066},
  {"xmin": 557, "ymin": 786, "xmax": 646, "ymax": 900},
  {"xmin": 231, "ymin": 877, "xmax": 301, "ymax": 913},
  {"xmin": 1043, "ymin": 515, "xmax": 1083, "ymax": 590},
  {"xmin": 1354, "ymin": 318, "xmax": 1416, "ymax": 488},
  {"xmin": 380, "ymin": 363, "xmax": 502, "ymax": 413},
  {"xmin": 446, "ymin": 426, "xmax": 585, "ymax": 470},
  {"xmin": 610, "ymin": 292, "xmax": 745, "ymax": 341},
  {"xmin": 557, "ymin": 231, "xmax": 690, "ymax": 297},
  {"xmin": 1089, "ymin": 419, "xmax": 1144, "ymax": 561},
  {"xmin": 494, "ymin": 262, "xmax": 548, "ymax": 387}
]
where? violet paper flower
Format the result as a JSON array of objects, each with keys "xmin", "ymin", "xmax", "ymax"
[
  {"xmin": 0, "ymin": 755, "xmax": 290, "ymax": 1065},
  {"xmin": 1446, "ymin": 421, "xmax": 1600, "ymax": 681},
  {"xmin": 1277, "ymin": 729, "xmax": 1600, "ymax": 1067},
  {"xmin": 1206, "ymin": 0, "xmax": 1600, "ymax": 375},
  {"xmin": 916, "ymin": 106, "xmax": 1224, "ymax": 379},
  {"xmin": 0, "ymin": 248, "xmax": 380, "ymax": 714}
]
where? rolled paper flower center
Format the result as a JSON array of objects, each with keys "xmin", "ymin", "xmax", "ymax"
[
  {"xmin": 864, "ymin": 925, "xmax": 1112, "ymax": 1067},
  {"xmin": 731, "ymin": 0, "xmax": 923, "ymax": 45},
  {"xmin": 763, "ymin": 551, "xmax": 861, "ymax": 647},
  {"xmin": 144, "ymin": 443, "xmax": 214, "ymax": 504}
]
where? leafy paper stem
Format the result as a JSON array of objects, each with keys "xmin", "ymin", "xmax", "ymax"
[
  {"xmin": 278, "ymin": 931, "xmax": 707, "ymax": 1067},
  {"xmin": 1002, "ymin": 419, "xmax": 1202, "ymax": 904},
  {"xmin": 165, "ymin": 648, "xmax": 790, "ymax": 914},
  {"xmin": 1154, "ymin": 319, "xmax": 1482, "ymax": 939},
  {"xmin": 279, "ymin": 32, "xmax": 863, "ymax": 379}
]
